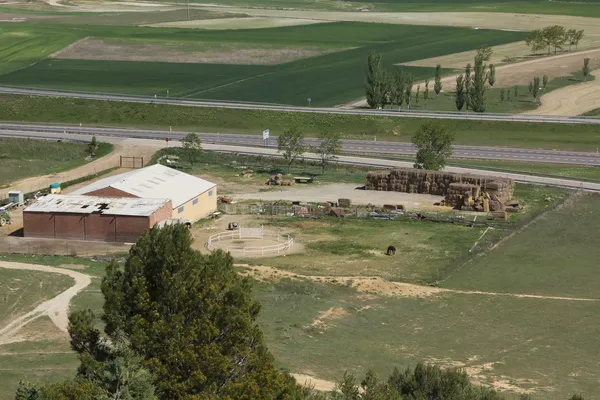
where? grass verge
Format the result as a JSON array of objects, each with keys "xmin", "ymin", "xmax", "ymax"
[
  {"xmin": 0, "ymin": 138, "xmax": 113, "ymax": 187},
  {"xmin": 1, "ymin": 95, "xmax": 599, "ymax": 151}
]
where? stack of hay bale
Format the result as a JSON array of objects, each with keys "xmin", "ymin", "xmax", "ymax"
[{"xmin": 365, "ymin": 168, "xmax": 514, "ymax": 212}]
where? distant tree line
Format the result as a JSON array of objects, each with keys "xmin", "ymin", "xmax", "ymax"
[{"xmin": 525, "ymin": 26, "xmax": 584, "ymax": 55}]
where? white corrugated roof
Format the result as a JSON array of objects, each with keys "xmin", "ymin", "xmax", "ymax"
[
  {"xmin": 24, "ymin": 195, "xmax": 170, "ymax": 217},
  {"xmin": 73, "ymin": 164, "xmax": 216, "ymax": 208}
]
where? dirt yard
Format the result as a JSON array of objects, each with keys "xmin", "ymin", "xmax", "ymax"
[
  {"xmin": 51, "ymin": 37, "xmax": 343, "ymax": 65},
  {"xmin": 146, "ymin": 16, "xmax": 327, "ymax": 30},
  {"xmin": 234, "ymin": 183, "xmax": 444, "ymax": 210},
  {"xmin": 533, "ymin": 69, "xmax": 600, "ymax": 115}
]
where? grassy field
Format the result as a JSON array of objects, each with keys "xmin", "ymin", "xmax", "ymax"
[
  {"xmin": 2, "ymin": 189, "xmax": 599, "ymax": 398},
  {"xmin": 403, "ymin": 71, "xmax": 596, "ymax": 114},
  {"xmin": 0, "ymin": 138, "xmax": 113, "ymax": 187},
  {"xmin": 255, "ymin": 277, "xmax": 600, "ymax": 399},
  {"xmin": 1, "ymin": 94, "xmax": 599, "ymax": 151},
  {"xmin": 0, "ymin": 22, "xmax": 524, "ymax": 106},
  {"xmin": 443, "ymin": 192, "xmax": 600, "ymax": 298},
  {"xmin": 0, "ymin": 268, "xmax": 73, "ymax": 328}
]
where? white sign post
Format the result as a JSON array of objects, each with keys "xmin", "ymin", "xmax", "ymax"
[{"xmin": 262, "ymin": 129, "xmax": 270, "ymax": 146}]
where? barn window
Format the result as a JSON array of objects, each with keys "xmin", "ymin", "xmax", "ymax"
[
  {"xmin": 208, "ymin": 190, "xmax": 214, "ymax": 196},
  {"xmin": 193, "ymin": 198, "xmax": 199, "ymax": 205},
  {"xmin": 178, "ymin": 206, "xmax": 184, "ymax": 214}
]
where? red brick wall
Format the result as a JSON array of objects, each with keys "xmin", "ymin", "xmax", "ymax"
[
  {"xmin": 114, "ymin": 215, "xmax": 151, "ymax": 243},
  {"xmin": 83, "ymin": 187, "xmax": 137, "ymax": 198},
  {"xmin": 54, "ymin": 213, "xmax": 86, "ymax": 240},
  {"xmin": 23, "ymin": 212, "xmax": 55, "ymax": 238},
  {"xmin": 149, "ymin": 200, "xmax": 173, "ymax": 227},
  {"xmin": 24, "ymin": 211, "xmax": 151, "ymax": 242},
  {"xmin": 85, "ymin": 214, "xmax": 117, "ymax": 242}
]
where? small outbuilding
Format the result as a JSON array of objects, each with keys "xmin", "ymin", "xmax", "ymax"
[
  {"xmin": 72, "ymin": 164, "xmax": 217, "ymax": 222},
  {"xmin": 23, "ymin": 195, "xmax": 172, "ymax": 242}
]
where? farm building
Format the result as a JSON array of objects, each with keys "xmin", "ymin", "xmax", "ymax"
[
  {"xmin": 72, "ymin": 164, "xmax": 217, "ymax": 221},
  {"xmin": 23, "ymin": 195, "xmax": 172, "ymax": 242}
]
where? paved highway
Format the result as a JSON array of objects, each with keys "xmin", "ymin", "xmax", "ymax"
[
  {"xmin": 1, "ymin": 130, "xmax": 599, "ymax": 193},
  {"xmin": 2, "ymin": 123, "xmax": 600, "ymax": 166},
  {"xmin": 2, "ymin": 86, "xmax": 600, "ymax": 125}
]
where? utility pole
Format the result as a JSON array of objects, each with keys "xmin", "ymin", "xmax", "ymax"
[{"xmin": 187, "ymin": 0, "xmax": 190, "ymax": 20}]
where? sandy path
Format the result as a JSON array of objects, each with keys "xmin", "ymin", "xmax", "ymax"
[
  {"xmin": 345, "ymin": 49, "xmax": 600, "ymax": 107},
  {"xmin": 292, "ymin": 374, "xmax": 336, "ymax": 392},
  {"xmin": 241, "ymin": 265, "xmax": 600, "ymax": 302},
  {"xmin": 0, "ymin": 261, "xmax": 91, "ymax": 345},
  {"xmin": 532, "ymin": 69, "xmax": 600, "ymax": 116}
]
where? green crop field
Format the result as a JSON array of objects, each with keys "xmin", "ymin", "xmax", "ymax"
[
  {"xmin": 0, "ymin": 138, "xmax": 113, "ymax": 187},
  {"xmin": 1, "ymin": 94, "xmax": 599, "ymax": 151},
  {"xmin": 0, "ymin": 26, "xmax": 82, "ymax": 75},
  {"xmin": 0, "ymin": 22, "xmax": 524, "ymax": 106}
]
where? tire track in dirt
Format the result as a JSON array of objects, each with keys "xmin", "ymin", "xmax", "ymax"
[{"xmin": 0, "ymin": 262, "xmax": 91, "ymax": 345}]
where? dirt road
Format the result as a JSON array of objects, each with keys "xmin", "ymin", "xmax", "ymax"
[
  {"xmin": 0, "ymin": 139, "xmax": 158, "ymax": 201},
  {"xmin": 235, "ymin": 183, "xmax": 444, "ymax": 210},
  {"xmin": 532, "ymin": 69, "xmax": 600, "ymax": 116},
  {"xmin": 0, "ymin": 261, "xmax": 91, "ymax": 345}
]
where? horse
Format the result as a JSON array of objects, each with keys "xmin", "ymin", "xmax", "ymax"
[{"xmin": 386, "ymin": 245, "xmax": 396, "ymax": 256}]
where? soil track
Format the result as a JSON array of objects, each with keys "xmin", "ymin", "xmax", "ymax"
[
  {"xmin": 0, "ymin": 261, "xmax": 91, "ymax": 345},
  {"xmin": 533, "ymin": 69, "xmax": 600, "ymax": 115},
  {"xmin": 241, "ymin": 265, "xmax": 600, "ymax": 302}
]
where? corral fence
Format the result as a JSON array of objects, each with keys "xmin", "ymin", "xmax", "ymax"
[
  {"xmin": 120, "ymin": 156, "xmax": 144, "ymax": 169},
  {"xmin": 207, "ymin": 226, "xmax": 294, "ymax": 256}
]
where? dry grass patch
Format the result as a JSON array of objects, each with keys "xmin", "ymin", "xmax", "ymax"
[{"xmin": 50, "ymin": 37, "xmax": 345, "ymax": 65}]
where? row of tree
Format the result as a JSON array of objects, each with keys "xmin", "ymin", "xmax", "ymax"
[
  {"xmin": 454, "ymin": 49, "xmax": 495, "ymax": 112},
  {"xmin": 525, "ymin": 26, "xmax": 584, "ymax": 55},
  {"xmin": 15, "ymin": 224, "xmax": 588, "ymax": 399},
  {"xmin": 365, "ymin": 53, "xmax": 442, "ymax": 109}
]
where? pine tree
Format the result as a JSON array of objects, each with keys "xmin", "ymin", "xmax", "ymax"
[
  {"xmin": 424, "ymin": 79, "xmax": 430, "ymax": 104},
  {"xmin": 102, "ymin": 225, "xmax": 291, "ymax": 399}
]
